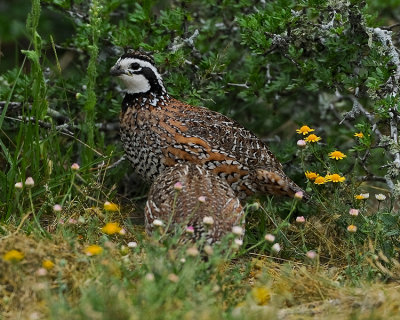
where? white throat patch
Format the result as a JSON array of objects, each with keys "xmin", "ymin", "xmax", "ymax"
[{"xmin": 120, "ymin": 74, "xmax": 151, "ymax": 94}]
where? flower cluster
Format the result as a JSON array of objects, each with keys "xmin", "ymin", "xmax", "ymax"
[
  {"xmin": 305, "ymin": 171, "xmax": 345, "ymax": 185},
  {"xmin": 296, "ymin": 125, "xmax": 321, "ymax": 144}
]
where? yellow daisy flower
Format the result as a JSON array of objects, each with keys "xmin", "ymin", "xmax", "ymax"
[
  {"xmin": 84, "ymin": 245, "xmax": 103, "ymax": 256},
  {"xmin": 101, "ymin": 222, "xmax": 122, "ymax": 235},
  {"xmin": 326, "ymin": 173, "xmax": 345, "ymax": 183},
  {"xmin": 103, "ymin": 201, "xmax": 120, "ymax": 212},
  {"xmin": 251, "ymin": 287, "xmax": 271, "ymax": 306},
  {"xmin": 354, "ymin": 194, "xmax": 366, "ymax": 200},
  {"xmin": 347, "ymin": 225, "xmax": 357, "ymax": 233},
  {"xmin": 42, "ymin": 260, "xmax": 55, "ymax": 270},
  {"xmin": 328, "ymin": 150, "xmax": 346, "ymax": 160},
  {"xmin": 314, "ymin": 176, "xmax": 326, "ymax": 185},
  {"xmin": 305, "ymin": 134, "xmax": 321, "ymax": 143},
  {"xmin": 354, "ymin": 132, "xmax": 364, "ymax": 138},
  {"xmin": 296, "ymin": 125, "xmax": 315, "ymax": 135},
  {"xmin": 3, "ymin": 250, "xmax": 24, "ymax": 262},
  {"xmin": 305, "ymin": 171, "xmax": 319, "ymax": 180}
]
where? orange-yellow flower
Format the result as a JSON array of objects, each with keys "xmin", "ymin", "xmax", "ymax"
[
  {"xmin": 103, "ymin": 201, "xmax": 119, "ymax": 212},
  {"xmin": 251, "ymin": 287, "xmax": 271, "ymax": 306},
  {"xmin": 355, "ymin": 194, "xmax": 366, "ymax": 200},
  {"xmin": 3, "ymin": 250, "xmax": 24, "ymax": 262},
  {"xmin": 42, "ymin": 259, "xmax": 55, "ymax": 270},
  {"xmin": 328, "ymin": 150, "xmax": 346, "ymax": 160},
  {"xmin": 305, "ymin": 171, "xmax": 319, "ymax": 180},
  {"xmin": 326, "ymin": 173, "xmax": 345, "ymax": 183},
  {"xmin": 354, "ymin": 132, "xmax": 364, "ymax": 138},
  {"xmin": 314, "ymin": 176, "xmax": 326, "ymax": 185},
  {"xmin": 296, "ymin": 125, "xmax": 315, "ymax": 135},
  {"xmin": 84, "ymin": 245, "xmax": 103, "ymax": 256},
  {"xmin": 101, "ymin": 222, "xmax": 122, "ymax": 235},
  {"xmin": 305, "ymin": 134, "xmax": 321, "ymax": 143},
  {"xmin": 347, "ymin": 225, "xmax": 357, "ymax": 233}
]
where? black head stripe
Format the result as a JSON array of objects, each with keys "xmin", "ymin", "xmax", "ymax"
[
  {"xmin": 142, "ymin": 67, "xmax": 163, "ymax": 94},
  {"xmin": 121, "ymin": 50, "xmax": 155, "ymax": 65}
]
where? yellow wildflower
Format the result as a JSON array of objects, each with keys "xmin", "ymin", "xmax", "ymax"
[
  {"xmin": 347, "ymin": 225, "xmax": 357, "ymax": 233},
  {"xmin": 42, "ymin": 259, "xmax": 55, "ymax": 270},
  {"xmin": 314, "ymin": 176, "xmax": 326, "ymax": 185},
  {"xmin": 251, "ymin": 287, "xmax": 271, "ymax": 306},
  {"xmin": 3, "ymin": 249, "xmax": 24, "ymax": 262},
  {"xmin": 354, "ymin": 132, "xmax": 364, "ymax": 138},
  {"xmin": 296, "ymin": 125, "xmax": 315, "ymax": 135},
  {"xmin": 305, "ymin": 134, "xmax": 321, "ymax": 143},
  {"xmin": 101, "ymin": 222, "xmax": 122, "ymax": 235},
  {"xmin": 354, "ymin": 194, "xmax": 365, "ymax": 200},
  {"xmin": 305, "ymin": 171, "xmax": 319, "ymax": 180},
  {"xmin": 103, "ymin": 201, "xmax": 119, "ymax": 212},
  {"xmin": 328, "ymin": 150, "xmax": 346, "ymax": 160},
  {"xmin": 326, "ymin": 173, "xmax": 345, "ymax": 183},
  {"xmin": 84, "ymin": 245, "xmax": 103, "ymax": 256}
]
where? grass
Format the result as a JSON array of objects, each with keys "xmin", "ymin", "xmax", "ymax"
[{"xmin": 2, "ymin": 205, "xmax": 400, "ymax": 320}]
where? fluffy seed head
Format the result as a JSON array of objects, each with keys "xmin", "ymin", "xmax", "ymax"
[
  {"xmin": 203, "ymin": 216, "xmax": 214, "ymax": 225},
  {"xmin": 25, "ymin": 177, "xmax": 34, "ymax": 188},
  {"xmin": 264, "ymin": 234, "xmax": 276, "ymax": 242}
]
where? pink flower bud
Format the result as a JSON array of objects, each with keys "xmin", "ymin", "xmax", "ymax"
[
  {"xmin": 174, "ymin": 182, "xmax": 183, "ymax": 191},
  {"xmin": 297, "ymin": 140, "xmax": 307, "ymax": 147},
  {"xmin": 349, "ymin": 208, "xmax": 359, "ymax": 216},
  {"xmin": 296, "ymin": 216, "xmax": 306, "ymax": 224}
]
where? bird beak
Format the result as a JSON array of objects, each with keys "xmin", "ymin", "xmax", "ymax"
[{"xmin": 110, "ymin": 65, "xmax": 125, "ymax": 76}]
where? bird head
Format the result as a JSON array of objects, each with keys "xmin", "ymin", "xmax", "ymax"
[{"xmin": 110, "ymin": 50, "xmax": 166, "ymax": 95}]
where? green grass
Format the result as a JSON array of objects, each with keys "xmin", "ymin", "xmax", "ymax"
[{"xmin": 1, "ymin": 0, "xmax": 400, "ymax": 319}]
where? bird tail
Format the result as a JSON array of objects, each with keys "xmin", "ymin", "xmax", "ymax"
[{"xmin": 254, "ymin": 169, "xmax": 311, "ymax": 201}]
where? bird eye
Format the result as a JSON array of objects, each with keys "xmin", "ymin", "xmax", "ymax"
[{"xmin": 130, "ymin": 63, "xmax": 141, "ymax": 71}]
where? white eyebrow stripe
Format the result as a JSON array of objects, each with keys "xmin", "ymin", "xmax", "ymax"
[{"xmin": 119, "ymin": 58, "xmax": 165, "ymax": 92}]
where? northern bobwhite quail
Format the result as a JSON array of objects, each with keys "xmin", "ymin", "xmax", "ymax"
[
  {"xmin": 145, "ymin": 163, "xmax": 244, "ymax": 243},
  {"xmin": 110, "ymin": 50, "xmax": 308, "ymax": 200}
]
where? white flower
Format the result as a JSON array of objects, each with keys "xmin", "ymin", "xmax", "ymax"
[
  {"xmin": 15, "ymin": 182, "xmax": 23, "ymax": 189},
  {"xmin": 234, "ymin": 238, "xmax": 243, "ymax": 246},
  {"xmin": 71, "ymin": 163, "xmax": 80, "ymax": 171},
  {"xmin": 271, "ymin": 243, "xmax": 281, "ymax": 253},
  {"xmin": 53, "ymin": 204, "xmax": 62, "ymax": 212},
  {"xmin": 296, "ymin": 216, "xmax": 306, "ymax": 224},
  {"xmin": 361, "ymin": 193, "xmax": 369, "ymax": 199},
  {"xmin": 203, "ymin": 216, "xmax": 214, "ymax": 225},
  {"xmin": 264, "ymin": 234, "xmax": 275, "ymax": 243},
  {"xmin": 349, "ymin": 208, "xmax": 359, "ymax": 216},
  {"xmin": 25, "ymin": 177, "xmax": 34, "ymax": 188},
  {"xmin": 306, "ymin": 250, "xmax": 317, "ymax": 259},
  {"xmin": 232, "ymin": 226, "xmax": 244, "ymax": 236},
  {"xmin": 294, "ymin": 191, "xmax": 304, "ymax": 199},
  {"xmin": 128, "ymin": 241, "xmax": 137, "ymax": 248},
  {"xmin": 153, "ymin": 219, "xmax": 164, "ymax": 227},
  {"xmin": 198, "ymin": 196, "xmax": 206, "ymax": 203},
  {"xmin": 297, "ymin": 140, "xmax": 307, "ymax": 148},
  {"xmin": 375, "ymin": 194, "xmax": 386, "ymax": 201}
]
